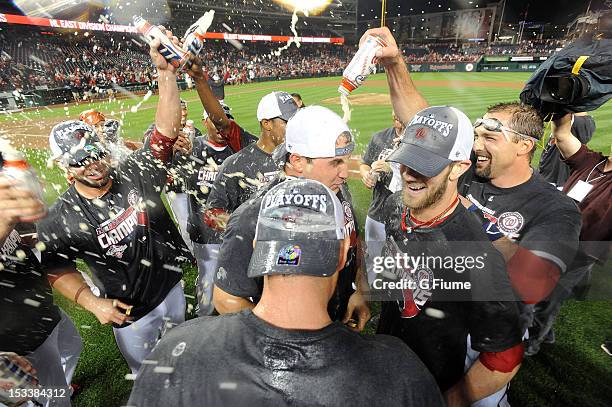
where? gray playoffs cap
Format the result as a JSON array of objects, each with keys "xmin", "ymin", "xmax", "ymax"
[
  {"xmin": 248, "ymin": 179, "xmax": 347, "ymax": 278},
  {"xmin": 49, "ymin": 120, "xmax": 106, "ymax": 166},
  {"xmin": 256, "ymin": 91, "xmax": 299, "ymax": 122},
  {"xmin": 387, "ymin": 106, "xmax": 473, "ymax": 177}
]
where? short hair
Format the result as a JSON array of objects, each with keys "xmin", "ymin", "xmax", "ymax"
[
  {"xmin": 290, "ymin": 93, "xmax": 302, "ymax": 100},
  {"xmin": 486, "ymin": 102, "xmax": 543, "ymax": 160}
]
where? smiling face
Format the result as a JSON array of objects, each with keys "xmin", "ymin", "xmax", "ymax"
[
  {"xmin": 69, "ymin": 155, "xmax": 112, "ymax": 188},
  {"xmin": 401, "ymin": 164, "xmax": 452, "ymax": 211}
]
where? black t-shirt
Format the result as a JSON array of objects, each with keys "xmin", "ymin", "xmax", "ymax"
[
  {"xmin": 538, "ymin": 115, "xmax": 596, "ymax": 187},
  {"xmin": 206, "ymin": 143, "xmax": 279, "ymax": 214},
  {"xmin": 37, "ymin": 148, "xmax": 192, "ymax": 323},
  {"xmin": 183, "ymin": 128, "xmax": 257, "ymax": 244},
  {"xmin": 362, "ymin": 127, "xmax": 397, "ymax": 222},
  {"xmin": 466, "ymin": 172, "xmax": 582, "ymax": 274},
  {"xmin": 128, "ymin": 310, "xmax": 444, "ymax": 407},
  {"xmin": 376, "ymin": 192, "xmax": 522, "ymax": 392},
  {"xmin": 214, "ymin": 177, "xmax": 360, "ymax": 321},
  {"xmin": 0, "ymin": 225, "xmax": 61, "ymax": 354},
  {"xmin": 166, "ymin": 126, "xmax": 204, "ymax": 193}
]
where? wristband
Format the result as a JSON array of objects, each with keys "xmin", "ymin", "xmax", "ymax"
[{"xmin": 74, "ymin": 283, "xmax": 89, "ymax": 305}]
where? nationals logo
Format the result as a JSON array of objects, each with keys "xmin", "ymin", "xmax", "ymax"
[{"xmin": 497, "ymin": 212, "xmax": 525, "ymax": 234}]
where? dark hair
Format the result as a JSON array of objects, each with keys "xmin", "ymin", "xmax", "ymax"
[{"xmin": 486, "ymin": 102, "xmax": 543, "ymax": 160}]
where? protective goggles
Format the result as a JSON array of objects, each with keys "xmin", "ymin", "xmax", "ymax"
[
  {"xmin": 69, "ymin": 150, "xmax": 108, "ymax": 168},
  {"xmin": 473, "ymin": 118, "xmax": 539, "ymax": 143}
]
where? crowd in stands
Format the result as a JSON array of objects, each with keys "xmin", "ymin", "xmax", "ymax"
[{"xmin": 0, "ymin": 25, "xmax": 566, "ymax": 94}]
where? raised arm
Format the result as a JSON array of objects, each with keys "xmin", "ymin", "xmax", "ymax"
[
  {"xmin": 358, "ymin": 27, "xmax": 428, "ymax": 123},
  {"xmin": 551, "ymin": 113, "xmax": 582, "ymax": 159}
]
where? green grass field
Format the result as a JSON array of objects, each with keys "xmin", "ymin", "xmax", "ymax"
[{"xmin": 4, "ymin": 72, "xmax": 611, "ymax": 406}]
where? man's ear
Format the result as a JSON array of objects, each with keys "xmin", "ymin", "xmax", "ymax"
[
  {"xmin": 449, "ymin": 160, "xmax": 471, "ymax": 181},
  {"xmin": 288, "ymin": 154, "xmax": 306, "ymax": 174},
  {"xmin": 517, "ymin": 139, "xmax": 536, "ymax": 158},
  {"xmin": 261, "ymin": 119, "xmax": 273, "ymax": 132}
]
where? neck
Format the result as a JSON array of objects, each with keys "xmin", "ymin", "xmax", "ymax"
[
  {"xmin": 256, "ymin": 133, "xmax": 277, "ymax": 154},
  {"xmin": 605, "ymin": 156, "xmax": 612, "ymax": 172},
  {"xmin": 253, "ymin": 278, "xmax": 332, "ymax": 330},
  {"xmin": 74, "ymin": 179, "xmax": 112, "ymax": 199},
  {"xmin": 490, "ymin": 162, "xmax": 533, "ymax": 188},
  {"xmin": 410, "ymin": 189, "xmax": 458, "ymax": 222}
]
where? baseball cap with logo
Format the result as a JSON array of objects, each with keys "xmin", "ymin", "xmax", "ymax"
[
  {"xmin": 256, "ymin": 91, "xmax": 298, "ymax": 122},
  {"xmin": 386, "ymin": 106, "xmax": 473, "ymax": 177},
  {"xmin": 248, "ymin": 179, "xmax": 347, "ymax": 278},
  {"xmin": 49, "ymin": 120, "xmax": 106, "ymax": 166}
]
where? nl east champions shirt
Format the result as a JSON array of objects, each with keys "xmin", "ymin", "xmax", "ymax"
[{"xmin": 37, "ymin": 147, "xmax": 192, "ymax": 322}]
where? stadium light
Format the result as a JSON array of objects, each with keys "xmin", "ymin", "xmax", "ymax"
[{"xmin": 272, "ymin": 0, "xmax": 334, "ymax": 16}]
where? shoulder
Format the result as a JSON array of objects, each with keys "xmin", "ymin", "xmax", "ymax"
[
  {"xmin": 38, "ymin": 191, "xmax": 73, "ymax": 230},
  {"xmin": 529, "ymin": 173, "xmax": 580, "ymax": 214}
]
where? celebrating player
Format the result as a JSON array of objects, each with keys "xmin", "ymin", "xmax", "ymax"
[
  {"xmin": 128, "ymin": 179, "xmax": 444, "ymax": 407},
  {"xmin": 213, "ymin": 106, "xmax": 370, "ymax": 331},
  {"xmin": 36, "ymin": 33, "xmax": 192, "ymax": 374}
]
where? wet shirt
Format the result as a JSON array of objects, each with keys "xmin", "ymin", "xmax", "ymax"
[
  {"xmin": 214, "ymin": 178, "xmax": 359, "ymax": 321},
  {"xmin": 362, "ymin": 127, "xmax": 397, "ymax": 222},
  {"xmin": 37, "ymin": 147, "xmax": 192, "ymax": 323},
  {"xmin": 206, "ymin": 143, "xmax": 279, "ymax": 214},
  {"xmin": 466, "ymin": 172, "xmax": 582, "ymax": 274},
  {"xmin": 128, "ymin": 310, "xmax": 444, "ymax": 407},
  {"xmin": 376, "ymin": 192, "xmax": 522, "ymax": 392},
  {"xmin": 0, "ymin": 224, "xmax": 61, "ymax": 354}
]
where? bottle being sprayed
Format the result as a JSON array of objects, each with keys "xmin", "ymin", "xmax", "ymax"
[
  {"xmin": 0, "ymin": 150, "xmax": 47, "ymax": 222},
  {"xmin": 133, "ymin": 16, "xmax": 190, "ymax": 69},
  {"xmin": 184, "ymin": 119, "xmax": 196, "ymax": 145},
  {"xmin": 338, "ymin": 35, "xmax": 387, "ymax": 96},
  {"xmin": 183, "ymin": 10, "xmax": 215, "ymax": 57}
]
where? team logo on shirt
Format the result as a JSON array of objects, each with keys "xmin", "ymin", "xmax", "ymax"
[
  {"xmin": 276, "ymin": 245, "xmax": 301, "ymax": 266},
  {"xmin": 497, "ymin": 212, "xmax": 525, "ymax": 235},
  {"xmin": 377, "ymin": 147, "xmax": 395, "ymax": 161},
  {"xmin": 127, "ymin": 189, "xmax": 139, "ymax": 206},
  {"xmin": 106, "ymin": 244, "xmax": 128, "ymax": 259},
  {"xmin": 96, "ymin": 207, "xmax": 138, "ymax": 250},
  {"xmin": 259, "ymin": 171, "xmax": 279, "ymax": 185},
  {"xmin": 342, "ymin": 201, "xmax": 356, "ymax": 240},
  {"xmin": 399, "ymin": 267, "xmax": 434, "ymax": 319},
  {"xmin": 197, "ymin": 167, "xmax": 219, "ymax": 187},
  {"xmin": 1, "ymin": 229, "xmax": 21, "ymax": 258}
]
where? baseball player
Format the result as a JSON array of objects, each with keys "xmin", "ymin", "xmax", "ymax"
[
  {"xmin": 79, "ymin": 109, "xmax": 140, "ymax": 163},
  {"xmin": 367, "ymin": 26, "xmax": 581, "ymax": 406},
  {"xmin": 360, "ymin": 111, "xmax": 405, "ymax": 283},
  {"xmin": 0, "ymin": 165, "xmax": 82, "ymax": 407},
  {"xmin": 213, "ymin": 106, "xmax": 370, "ymax": 330},
  {"xmin": 36, "ymin": 35, "xmax": 192, "ymax": 375},
  {"xmin": 128, "ymin": 179, "xmax": 444, "ymax": 407},
  {"xmin": 374, "ymin": 105, "xmax": 524, "ymax": 405},
  {"xmin": 204, "ymin": 91, "xmax": 298, "ymax": 231}
]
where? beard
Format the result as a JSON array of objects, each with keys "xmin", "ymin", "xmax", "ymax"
[
  {"xmin": 402, "ymin": 168, "xmax": 450, "ymax": 211},
  {"xmin": 475, "ymin": 161, "xmax": 492, "ymax": 179},
  {"xmin": 73, "ymin": 165, "xmax": 112, "ymax": 188}
]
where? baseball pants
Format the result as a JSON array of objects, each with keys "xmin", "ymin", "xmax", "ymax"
[
  {"xmin": 113, "ymin": 282, "xmax": 186, "ymax": 375},
  {"xmin": 193, "ymin": 243, "xmax": 219, "ymax": 317},
  {"xmin": 365, "ymin": 216, "xmax": 386, "ymax": 286},
  {"xmin": 25, "ymin": 310, "xmax": 83, "ymax": 407},
  {"xmin": 166, "ymin": 192, "xmax": 193, "ymax": 253}
]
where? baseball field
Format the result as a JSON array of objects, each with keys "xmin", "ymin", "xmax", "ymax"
[{"xmin": 1, "ymin": 72, "xmax": 610, "ymax": 406}]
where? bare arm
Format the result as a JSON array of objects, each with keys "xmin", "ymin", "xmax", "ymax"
[
  {"xmin": 445, "ymin": 361, "xmax": 520, "ymax": 406},
  {"xmin": 358, "ymin": 27, "xmax": 429, "ymax": 123},
  {"xmin": 52, "ymin": 271, "xmax": 133, "ymax": 325},
  {"xmin": 213, "ymin": 285, "xmax": 255, "ymax": 314},
  {"xmin": 150, "ymin": 31, "xmax": 181, "ymax": 140},
  {"xmin": 0, "ymin": 176, "xmax": 47, "ymax": 245},
  {"xmin": 359, "ymin": 163, "xmax": 375, "ymax": 189},
  {"xmin": 551, "ymin": 113, "xmax": 582, "ymax": 159},
  {"xmin": 186, "ymin": 56, "xmax": 231, "ymax": 132}
]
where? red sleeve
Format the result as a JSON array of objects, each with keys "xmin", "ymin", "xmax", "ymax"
[
  {"xmin": 220, "ymin": 120, "xmax": 243, "ymax": 153},
  {"xmin": 479, "ymin": 343, "xmax": 524, "ymax": 373},
  {"xmin": 507, "ymin": 246, "xmax": 561, "ymax": 304},
  {"xmin": 149, "ymin": 126, "xmax": 176, "ymax": 163},
  {"xmin": 223, "ymin": 71, "xmax": 230, "ymax": 81},
  {"xmin": 564, "ymin": 144, "xmax": 605, "ymax": 173}
]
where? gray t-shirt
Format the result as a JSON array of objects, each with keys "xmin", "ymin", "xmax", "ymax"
[
  {"xmin": 128, "ymin": 310, "xmax": 444, "ymax": 407},
  {"xmin": 362, "ymin": 127, "xmax": 397, "ymax": 222}
]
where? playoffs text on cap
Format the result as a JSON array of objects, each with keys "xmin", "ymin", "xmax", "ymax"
[
  {"xmin": 386, "ymin": 106, "xmax": 473, "ymax": 177},
  {"xmin": 248, "ymin": 179, "xmax": 346, "ymax": 278},
  {"xmin": 256, "ymin": 91, "xmax": 298, "ymax": 122}
]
